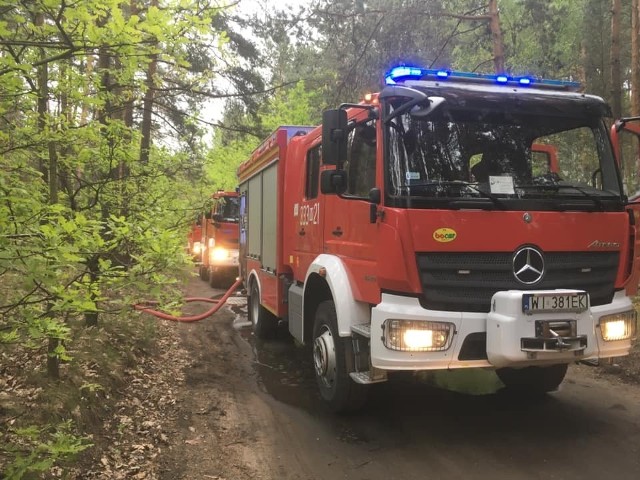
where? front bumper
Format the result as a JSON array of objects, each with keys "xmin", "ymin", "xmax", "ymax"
[{"xmin": 370, "ymin": 290, "xmax": 635, "ymax": 370}]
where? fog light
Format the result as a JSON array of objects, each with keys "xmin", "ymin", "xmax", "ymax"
[
  {"xmin": 599, "ymin": 310, "xmax": 637, "ymax": 341},
  {"xmin": 192, "ymin": 242, "xmax": 202, "ymax": 255},
  {"xmin": 383, "ymin": 320, "xmax": 454, "ymax": 352},
  {"xmin": 210, "ymin": 247, "xmax": 229, "ymax": 263}
]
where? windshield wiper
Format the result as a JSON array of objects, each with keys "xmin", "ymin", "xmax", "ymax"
[
  {"xmin": 518, "ymin": 183, "xmax": 608, "ymax": 210},
  {"xmin": 407, "ymin": 181, "xmax": 505, "ymax": 209}
]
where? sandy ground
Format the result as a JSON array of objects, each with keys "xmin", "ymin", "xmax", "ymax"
[{"xmin": 152, "ymin": 274, "xmax": 640, "ymax": 480}]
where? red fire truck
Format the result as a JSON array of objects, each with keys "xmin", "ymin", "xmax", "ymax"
[
  {"xmin": 198, "ymin": 191, "xmax": 240, "ymax": 288},
  {"xmin": 187, "ymin": 217, "xmax": 203, "ymax": 261},
  {"xmin": 238, "ymin": 68, "xmax": 639, "ymax": 412}
]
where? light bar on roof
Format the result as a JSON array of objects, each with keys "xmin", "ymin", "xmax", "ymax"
[{"xmin": 384, "ymin": 66, "xmax": 581, "ymax": 90}]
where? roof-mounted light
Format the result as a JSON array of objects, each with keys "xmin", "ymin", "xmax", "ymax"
[
  {"xmin": 384, "ymin": 66, "xmax": 425, "ymax": 84},
  {"xmin": 383, "ymin": 65, "xmax": 580, "ymax": 91}
]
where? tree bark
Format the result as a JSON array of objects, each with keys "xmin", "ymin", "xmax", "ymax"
[
  {"xmin": 632, "ymin": 0, "xmax": 640, "ymax": 116},
  {"xmin": 139, "ymin": 0, "xmax": 159, "ymax": 165},
  {"xmin": 610, "ymin": 0, "xmax": 622, "ymax": 119},
  {"xmin": 36, "ymin": 11, "xmax": 59, "ymax": 379},
  {"xmin": 488, "ymin": 0, "xmax": 505, "ymax": 73}
]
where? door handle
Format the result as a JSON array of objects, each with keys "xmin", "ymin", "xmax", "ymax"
[
  {"xmin": 332, "ymin": 227, "xmax": 343, "ymax": 237},
  {"xmin": 299, "ymin": 228, "xmax": 305, "ymax": 236}
]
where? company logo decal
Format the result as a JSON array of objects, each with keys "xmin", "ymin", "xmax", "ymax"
[
  {"xmin": 512, "ymin": 246, "xmax": 544, "ymax": 285},
  {"xmin": 588, "ymin": 240, "xmax": 620, "ymax": 249},
  {"xmin": 433, "ymin": 228, "xmax": 457, "ymax": 243}
]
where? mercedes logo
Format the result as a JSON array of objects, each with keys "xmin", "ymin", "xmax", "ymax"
[{"xmin": 512, "ymin": 246, "xmax": 544, "ymax": 285}]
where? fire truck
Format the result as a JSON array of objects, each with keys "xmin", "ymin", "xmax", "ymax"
[
  {"xmin": 238, "ymin": 67, "xmax": 640, "ymax": 412},
  {"xmin": 187, "ymin": 217, "xmax": 203, "ymax": 261},
  {"xmin": 198, "ymin": 191, "xmax": 240, "ymax": 288}
]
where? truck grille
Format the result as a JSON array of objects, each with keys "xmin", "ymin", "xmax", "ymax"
[{"xmin": 416, "ymin": 252, "xmax": 619, "ymax": 313}]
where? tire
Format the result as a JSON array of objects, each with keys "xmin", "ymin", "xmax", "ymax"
[
  {"xmin": 210, "ymin": 268, "xmax": 235, "ymax": 290},
  {"xmin": 312, "ymin": 300, "xmax": 368, "ymax": 413},
  {"xmin": 199, "ymin": 264, "xmax": 209, "ymax": 281},
  {"xmin": 208, "ymin": 268, "xmax": 221, "ymax": 289},
  {"xmin": 496, "ymin": 363, "xmax": 568, "ymax": 395},
  {"xmin": 248, "ymin": 281, "xmax": 277, "ymax": 338}
]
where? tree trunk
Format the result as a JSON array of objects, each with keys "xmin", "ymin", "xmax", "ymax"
[
  {"xmin": 632, "ymin": 0, "xmax": 640, "ymax": 116},
  {"xmin": 488, "ymin": 0, "xmax": 505, "ymax": 73},
  {"xmin": 610, "ymin": 0, "xmax": 622, "ymax": 119},
  {"xmin": 140, "ymin": 0, "xmax": 159, "ymax": 165},
  {"xmin": 36, "ymin": 11, "xmax": 59, "ymax": 379},
  {"xmin": 87, "ymin": 18, "xmax": 113, "ymax": 329}
]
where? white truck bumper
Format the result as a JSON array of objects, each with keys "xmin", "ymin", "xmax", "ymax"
[{"xmin": 370, "ymin": 290, "xmax": 635, "ymax": 371}]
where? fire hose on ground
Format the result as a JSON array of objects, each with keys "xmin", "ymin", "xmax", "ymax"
[{"xmin": 133, "ymin": 277, "xmax": 244, "ymax": 322}]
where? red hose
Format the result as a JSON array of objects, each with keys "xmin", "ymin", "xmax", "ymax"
[{"xmin": 133, "ymin": 277, "xmax": 243, "ymax": 322}]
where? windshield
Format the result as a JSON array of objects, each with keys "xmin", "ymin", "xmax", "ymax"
[
  {"xmin": 218, "ymin": 197, "xmax": 239, "ymax": 222},
  {"xmin": 385, "ymin": 105, "xmax": 622, "ymax": 211}
]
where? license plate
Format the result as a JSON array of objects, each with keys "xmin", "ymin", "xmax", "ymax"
[{"xmin": 522, "ymin": 292, "xmax": 588, "ymax": 314}]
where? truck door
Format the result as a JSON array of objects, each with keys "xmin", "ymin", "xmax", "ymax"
[
  {"xmin": 611, "ymin": 118, "xmax": 640, "ymax": 294},
  {"xmin": 322, "ymin": 119, "xmax": 379, "ymax": 301},
  {"xmin": 292, "ymin": 142, "xmax": 324, "ymax": 275},
  {"xmin": 613, "ymin": 119, "xmax": 640, "ymax": 200}
]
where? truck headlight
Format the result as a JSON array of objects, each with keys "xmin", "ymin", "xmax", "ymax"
[
  {"xmin": 192, "ymin": 242, "xmax": 202, "ymax": 255},
  {"xmin": 383, "ymin": 320, "xmax": 454, "ymax": 352},
  {"xmin": 210, "ymin": 247, "xmax": 229, "ymax": 262},
  {"xmin": 599, "ymin": 310, "xmax": 637, "ymax": 341}
]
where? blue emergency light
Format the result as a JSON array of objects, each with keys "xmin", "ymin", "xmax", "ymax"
[{"xmin": 384, "ymin": 66, "xmax": 580, "ymax": 90}]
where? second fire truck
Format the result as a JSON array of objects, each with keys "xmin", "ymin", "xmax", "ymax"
[{"xmin": 198, "ymin": 191, "xmax": 240, "ymax": 288}]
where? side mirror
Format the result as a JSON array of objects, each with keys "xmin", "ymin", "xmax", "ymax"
[
  {"xmin": 320, "ymin": 169, "xmax": 347, "ymax": 195},
  {"xmin": 204, "ymin": 211, "xmax": 212, "ymax": 220},
  {"xmin": 322, "ymin": 109, "xmax": 348, "ymax": 166},
  {"xmin": 369, "ymin": 187, "xmax": 381, "ymax": 204},
  {"xmin": 379, "ymin": 85, "xmax": 445, "ymax": 122}
]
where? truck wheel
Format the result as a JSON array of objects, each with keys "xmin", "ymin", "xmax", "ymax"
[
  {"xmin": 248, "ymin": 281, "xmax": 277, "ymax": 338},
  {"xmin": 496, "ymin": 364, "xmax": 568, "ymax": 395},
  {"xmin": 312, "ymin": 300, "xmax": 368, "ymax": 413},
  {"xmin": 208, "ymin": 269, "xmax": 221, "ymax": 289},
  {"xmin": 199, "ymin": 265, "xmax": 209, "ymax": 281}
]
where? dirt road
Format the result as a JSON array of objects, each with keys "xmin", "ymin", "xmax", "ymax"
[{"xmin": 158, "ymin": 274, "xmax": 640, "ymax": 480}]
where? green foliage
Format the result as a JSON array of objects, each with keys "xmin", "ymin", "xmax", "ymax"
[
  {"xmin": 205, "ymin": 80, "xmax": 320, "ymax": 190},
  {"xmin": 205, "ymin": 136, "xmax": 258, "ymax": 191},
  {"xmin": 3, "ymin": 421, "xmax": 92, "ymax": 480},
  {"xmin": 259, "ymin": 81, "xmax": 321, "ymax": 132},
  {"xmin": 0, "ymin": 0, "xmax": 225, "ymax": 343}
]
